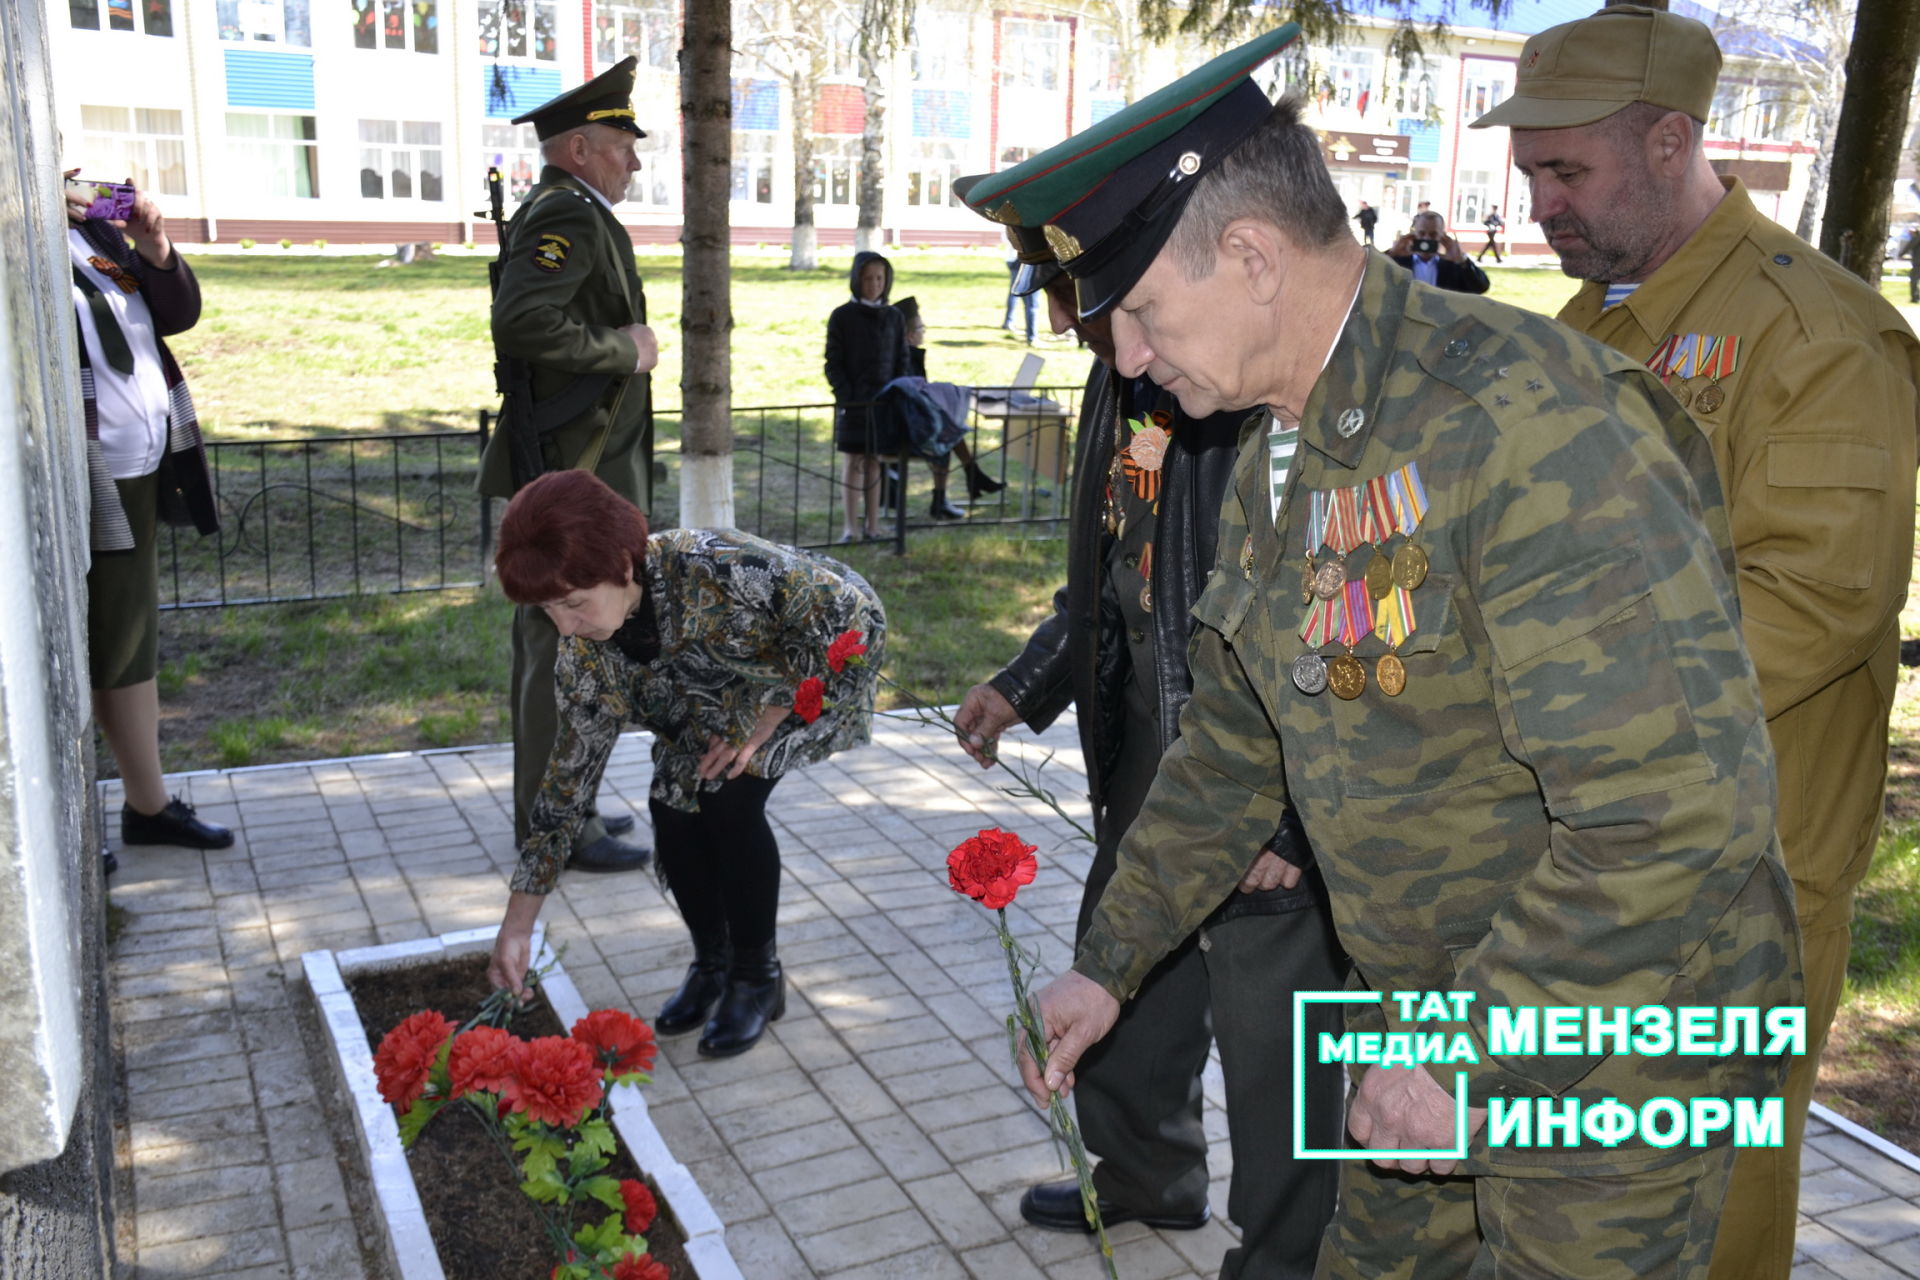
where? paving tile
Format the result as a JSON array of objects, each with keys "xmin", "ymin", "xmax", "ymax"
[
  {"xmin": 735, "ymin": 1117, "xmax": 862, "ymax": 1174},
  {"xmin": 1799, "ymin": 1166, "xmax": 1896, "ymax": 1215},
  {"xmin": 793, "ymin": 1206, "xmax": 941, "ymax": 1273},
  {"xmin": 133, "ymin": 1162, "xmax": 275, "ymax": 1213},
  {"xmin": 684, "ymin": 1152, "xmax": 770, "ymax": 1224},
  {"xmin": 1872, "ymin": 1232, "xmax": 1920, "ymax": 1275},
  {"xmin": 721, "ymin": 1214, "xmax": 815, "ymax": 1280},
  {"xmin": 1821, "ymin": 1196, "xmax": 1920, "ymax": 1248},
  {"xmin": 855, "ymin": 1113, "xmax": 953, "ymax": 1182},
  {"xmin": 904, "ymin": 1170, "xmax": 1008, "ymax": 1251},
  {"xmin": 1791, "ymin": 1221, "xmax": 1914, "ymax": 1280},
  {"xmin": 133, "ymin": 1228, "xmax": 287, "ymax": 1277},
  {"xmin": 711, "ymin": 1092, "xmax": 841, "ymax": 1148},
  {"xmin": 826, "ymin": 1241, "xmax": 973, "ymax": 1280},
  {"xmin": 128, "ymin": 1074, "xmax": 256, "ymax": 1124},
  {"xmin": 754, "ymin": 1144, "xmax": 892, "ymax": 1202},
  {"xmin": 285, "ymin": 1219, "xmax": 367, "ymax": 1279},
  {"xmin": 135, "ymin": 1189, "xmax": 281, "ymax": 1245},
  {"xmin": 1809, "ymin": 1135, "xmax": 1920, "ymax": 1198},
  {"xmin": 778, "ymin": 1174, "xmax": 914, "ymax": 1236}
]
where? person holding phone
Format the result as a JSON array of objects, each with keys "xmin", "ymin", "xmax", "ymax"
[
  {"xmin": 64, "ymin": 169, "xmax": 229, "ymax": 867},
  {"xmin": 1387, "ymin": 209, "xmax": 1490, "ymax": 293}
]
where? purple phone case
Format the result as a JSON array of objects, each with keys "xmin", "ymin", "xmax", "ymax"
[{"xmin": 83, "ymin": 184, "xmax": 136, "ymax": 221}]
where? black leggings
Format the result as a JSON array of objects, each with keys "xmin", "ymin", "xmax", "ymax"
[{"xmin": 651, "ymin": 773, "xmax": 782, "ymax": 952}]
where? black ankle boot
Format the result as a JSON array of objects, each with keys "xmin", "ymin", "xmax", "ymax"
[
  {"xmin": 965, "ymin": 468, "xmax": 1004, "ymax": 499},
  {"xmin": 657, "ymin": 933, "xmax": 732, "ymax": 1036},
  {"xmin": 697, "ymin": 942, "xmax": 785, "ymax": 1058},
  {"xmin": 930, "ymin": 492, "xmax": 967, "ymax": 520}
]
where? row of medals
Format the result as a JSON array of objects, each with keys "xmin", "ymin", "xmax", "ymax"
[{"xmin": 1290, "ymin": 539, "xmax": 1428, "ymax": 700}]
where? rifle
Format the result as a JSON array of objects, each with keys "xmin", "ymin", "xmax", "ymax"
[{"xmin": 478, "ymin": 165, "xmax": 546, "ymax": 491}]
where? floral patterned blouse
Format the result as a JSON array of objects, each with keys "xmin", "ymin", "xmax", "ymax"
[{"xmin": 512, "ymin": 528, "xmax": 888, "ymax": 895}]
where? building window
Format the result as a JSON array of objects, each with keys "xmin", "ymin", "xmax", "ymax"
[
  {"xmin": 482, "ymin": 122, "xmax": 541, "ymax": 202},
  {"xmin": 218, "ymin": 0, "xmax": 310, "ymax": 44},
  {"xmin": 903, "ymin": 139, "xmax": 962, "ymax": 207},
  {"xmin": 478, "ymin": 0, "xmax": 557, "ymax": 61},
  {"xmin": 730, "ymin": 132, "xmax": 774, "ymax": 204},
  {"xmin": 1082, "ymin": 30, "xmax": 1123, "ymax": 95},
  {"xmin": 1323, "ymin": 47, "xmax": 1378, "ymax": 114},
  {"xmin": 1453, "ymin": 169, "xmax": 1491, "ymax": 228},
  {"xmin": 72, "ymin": 0, "xmax": 173, "ymax": 34},
  {"xmin": 226, "ymin": 112, "xmax": 319, "ymax": 197},
  {"xmin": 359, "ymin": 120, "xmax": 444, "ymax": 200},
  {"xmin": 1461, "ymin": 69, "xmax": 1508, "ymax": 122},
  {"xmin": 594, "ymin": 0, "xmax": 673, "ymax": 72},
  {"xmin": 79, "ymin": 105, "xmax": 188, "ymax": 195},
  {"xmin": 1752, "ymin": 86, "xmax": 1802, "ymax": 143},
  {"xmin": 622, "ymin": 130, "xmax": 676, "ymax": 207},
  {"xmin": 1384, "ymin": 166, "xmax": 1431, "ymax": 221},
  {"xmin": 911, "ymin": 12, "xmax": 969, "ymax": 83},
  {"xmin": 1388, "ymin": 56, "xmax": 1441, "ymax": 117},
  {"xmin": 1001, "ymin": 18, "xmax": 1064, "ymax": 91},
  {"xmin": 813, "ymin": 136, "xmax": 860, "ymax": 206},
  {"xmin": 353, "ymin": 0, "xmax": 436, "ymax": 52}
]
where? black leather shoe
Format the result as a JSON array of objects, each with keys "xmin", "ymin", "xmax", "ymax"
[
  {"xmin": 658, "ymin": 937, "xmax": 732, "ymax": 1036},
  {"xmin": 1018, "ymin": 1179, "xmax": 1210, "ymax": 1234},
  {"xmin": 929, "ymin": 497, "xmax": 967, "ymax": 520},
  {"xmin": 567, "ymin": 835, "xmax": 652, "ymax": 873},
  {"xmin": 698, "ymin": 943, "xmax": 785, "ymax": 1057},
  {"xmin": 600, "ymin": 812, "xmax": 637, "ymax": 837},
  {"xmin": 102, "ymin": 851, "xmax": 119, "ymax": 878},
  {"xmin": 121, "ymin": 797, "xmax": 234, "ymax": 850}
]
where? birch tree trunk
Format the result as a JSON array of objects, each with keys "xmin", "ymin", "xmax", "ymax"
[{"xmin": 679, "ymin": 0, "xmax": 735, "ymax": 529}]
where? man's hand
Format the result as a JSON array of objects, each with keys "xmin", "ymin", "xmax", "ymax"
[
  {"xmin": 1237, "ymin": 849, "xmax": 1302, "ymax": 893},
  {"xmin": 1347, "ymin": 1064, "xmax": 1486, "ymax": 1176},
  {"xmin": 1387, "ymin": 232, "xmax": 1415, "ymax": 256},
  {"xmin": 953, "ymin": 683, "xmax": 1020, "ymax": 768},
  {"xmin": 1439, "ymin": 233, "xmax": 1467, "ymax": 263},
  {"xmin": 622, "ymin": 322, "xmax": 658, "ymax": 373},
  {"xmin": 1015, "ymin": 971, "xmax": 1121, "ymax": 1107}
]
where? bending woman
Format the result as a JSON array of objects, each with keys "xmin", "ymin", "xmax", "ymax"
[{"xmin": 486, "ymin": 471, "xmax": 886, "ymax": 1057}]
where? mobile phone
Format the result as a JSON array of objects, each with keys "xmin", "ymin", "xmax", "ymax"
[
  {"xmin": 67, "ymin": 178, "xmax": 135, "ymax": 221},
  {"xmin": 1413, "ymin": 237, "xmax": 1438, "ymax": 254}
]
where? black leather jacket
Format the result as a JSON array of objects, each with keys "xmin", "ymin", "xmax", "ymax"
[{"xmin": 988, "ymin": 363, "xmax": 1317, "ymax": 918}]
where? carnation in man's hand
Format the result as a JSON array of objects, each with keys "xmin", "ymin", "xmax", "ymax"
[{"xmin": 946, "ymin": 828, "xmax": 1039, "ymax": 910}]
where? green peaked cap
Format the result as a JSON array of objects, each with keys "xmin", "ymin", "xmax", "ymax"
[
  {"xmin": 954, "ymin": 23, "xmax": 1301, "ymax": 316},
  {"xmin": 957, "ymin": 24, "xmax": 1299, "ymax": 225}
]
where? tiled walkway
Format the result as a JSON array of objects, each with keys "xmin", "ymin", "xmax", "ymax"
[{"xmin": 106, "ymin": 713, "xmax": 1920, "ymax": 1279}]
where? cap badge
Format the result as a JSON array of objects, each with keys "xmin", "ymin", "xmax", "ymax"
[
  {"xmin": 585, "ymin": 108, "xmax": 636, "ymax": 122},
  {"xmin": 986, "ymin": 201, "xmax": 1022, "ymax": 225},
  {"xmin": 1044, "ymin": 224, "xmax": 1085, "ymax": 262}
]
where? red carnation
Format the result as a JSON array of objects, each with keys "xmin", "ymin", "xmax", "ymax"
[
  {"xmin": 612, "ymin": 1255, "xmax": 669, "ymax": 1280},
  {"xmin": 619, "ymin": 1177, "xmax": 658, "ymax": 1234},
  {"xmin": 373, "ymin": 1010, "xmax": 455, "ymax": 1107},
  {"xmin": 572, "ymin": 1009, "xmax": 657, "ymax": 1078},
  {"xmin": 500, "ymin": 1035, "xmax": 605, "ymax": 1127},
  {"xmin": 447, "ymin": 1025, "xmax": 519, "ymax": 1099},
  {"xmin": 826, "ymin": 629, "xmax": 868, "ymax": 673},
  {"xmin": 793, "ymin": 677, "xmax": 825, "ymax": 724},
  {"xmin": 946, "ymin": 828, "xmax": 1039, "ymax": 910}
]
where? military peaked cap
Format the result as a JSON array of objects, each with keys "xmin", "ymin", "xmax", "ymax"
[
  {"xmin": 512, "ymin": 55, "xmax": 648, "ymax": 140},
  {"xmin": 956, "ymin": 24, "xmax": 1300, "ymax": 317}
]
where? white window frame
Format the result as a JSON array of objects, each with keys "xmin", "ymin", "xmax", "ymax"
[
  {"xmin": 593, "ymin": 0, "xmax": 675, "ymax": 72},
  {"xmin": 482, "ymin": 121, "xmax": 542, "ymax": 203},
  {"xmin": 478, "ymin": 0, "xmax": 558, "ymax": 63},
  {"xmin": 79, "ymin": 104, "xmax": 189, "ymax": 196},
  {"xmin": 1001, "ymin": 17, "xmax": 1066, "ymax": 92},
  {"xmin": 217, "ymin": 0, "xmax": 311, "ymax": 46},
  {"xmin": 352, "ymin": 0, "xmax": 439, "ymax": 54},
  {"xmin": 731, "ymin": 130, "xmax": 775, "ymax": 205},
  {"xmin": 71, "ymin": 0, "xmax": 174, "ymax": 36},
  {"xmin": 357, "ymin": 119, "xmax": 445, "ymax": 202},
  {"xmin": 225, "ymin": 111, "xmax": 320, "ymax": 198}
]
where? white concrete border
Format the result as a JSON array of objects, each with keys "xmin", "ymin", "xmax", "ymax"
[
  {"xmin": 1809, "ymin": 1101, "xmax": 1920, "ymax": 1176},
  {"xmin": 301, "ymin": 926, "xmax": 742, "ymax": 1280}
]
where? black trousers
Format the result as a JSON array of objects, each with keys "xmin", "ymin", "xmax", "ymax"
[
  {"xmin": 1072, "ymin": 723, "xmax": 1347, "ymax": 1279},
  {"xmin": 651, "ymin": 773, "xmax": 782, "ymax": 951}
]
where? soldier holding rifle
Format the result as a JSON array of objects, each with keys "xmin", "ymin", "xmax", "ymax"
[{"xmin": 477, "ymin": 57, "xmax": 657, "ymax": 872}]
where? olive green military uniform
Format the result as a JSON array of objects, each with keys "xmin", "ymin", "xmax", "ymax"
[
  {"xmin": 1077, "ymin": 256, "xmax": 1802, "ymax": 1277},
  {"xmin": 1560, "ymin": 179, "xmax": 1920, "ymax": 1280},
  {"xmin": 480, "ymin": 163, "xmax": 654, "ymax": 844}
]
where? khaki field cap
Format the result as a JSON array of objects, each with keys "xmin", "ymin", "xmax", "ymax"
[{"xmin": 1470, "ymin": 4, "xmax": 1722, "ymax": 131}]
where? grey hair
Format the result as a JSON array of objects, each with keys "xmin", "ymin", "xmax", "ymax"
[
  {"xmin": 1164, "ymin": 95, "xmax": 1352, "ymax": 280},
  {"xmin": 539, "ymin": 126, "xmax": 591, "ymax": 163}
]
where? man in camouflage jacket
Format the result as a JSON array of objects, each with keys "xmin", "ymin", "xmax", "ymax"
[{"xmin": 975, "ymin": 43, "xmax": 1801, "ymax": 1277}]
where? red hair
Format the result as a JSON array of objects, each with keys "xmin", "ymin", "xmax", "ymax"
[{"xmin": 495, "ymin": 471, "xmax": 650, "ymax": 604}]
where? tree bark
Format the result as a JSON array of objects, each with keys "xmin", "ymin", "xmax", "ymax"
[
  {"xmin": 1819, "ymin": 0, "xmax": 1920, "ymax": 283},
  {"xmin": 855, "ymin": 53, "xmax": 886, "ymax": 254},
  {"xmin": 679, "ymin": 0, "xmax": 735, "ymax": 530},
  {"xmin": 789, "ymin": 56, "xmax": 820, "ymax": 270}
]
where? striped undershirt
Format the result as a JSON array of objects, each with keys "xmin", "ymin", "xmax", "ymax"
[
  {"xmin": 1604, "ymin": 281, "xmax": 1640, "ymax": 309},
  {"xmin": 1267, "ymin": 411, "xmax": 1299, "ymax": 521}
]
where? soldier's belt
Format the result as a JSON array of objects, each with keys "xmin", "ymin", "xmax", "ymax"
[{"xmin": 525, "ymin": 371, "xmax": 619, "ymax": 435}]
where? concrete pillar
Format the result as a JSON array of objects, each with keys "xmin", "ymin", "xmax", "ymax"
[{"xmin": 0, "ymin": 1, "xmax": 118, "ymax": 1275}]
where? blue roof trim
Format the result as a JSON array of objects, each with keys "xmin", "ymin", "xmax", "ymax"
[{"xmin": 224, "ymin": 49, "xmax": 315, "ymax": 110}]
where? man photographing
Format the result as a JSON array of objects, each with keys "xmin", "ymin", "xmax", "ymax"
[{"xmin": 1386, "ymin": 210, "xmax": 1489, "ymax": 294}]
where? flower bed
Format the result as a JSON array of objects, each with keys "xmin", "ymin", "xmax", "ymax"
[{"xmin": 302, "ymin": 926, "xmax": 742, "ymax": 1280}]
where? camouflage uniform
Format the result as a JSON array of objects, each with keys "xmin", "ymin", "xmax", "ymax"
[
  {"xmin": 1559, "ymin": 178, "xmax": 1920, "ymax": 1280},
  {"xmin": 1077, "ymin": 255, "xmax": 1802, "ymax": 1276}
]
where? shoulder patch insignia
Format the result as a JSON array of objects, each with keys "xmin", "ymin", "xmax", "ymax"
[{"xmin": 532, "ymin": 232, "xmax": 572, "ymax": 273}]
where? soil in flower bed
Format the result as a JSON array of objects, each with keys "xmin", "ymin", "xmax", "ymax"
[{"xmin": 348, "ymin": 953, "xmax": 692, "ymax": 1280}]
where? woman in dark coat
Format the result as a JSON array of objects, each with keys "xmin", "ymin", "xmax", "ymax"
[
  {"xmin": 486, "ymin": 471, "xmax": 886, "ymax": 1058},
  {"xmin": 825, "ymin": 250, "xmax": 908, "ymax": 542}
]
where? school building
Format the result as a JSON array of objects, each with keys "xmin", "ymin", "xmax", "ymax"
[{"xmin": 44, "ymin": 0, "xmax": 1820, "ymax": 252}]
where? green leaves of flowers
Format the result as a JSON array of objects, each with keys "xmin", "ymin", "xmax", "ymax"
[{"xmin": 572, "ymin": 1210, "xmax": 629, "ymax": 1255}]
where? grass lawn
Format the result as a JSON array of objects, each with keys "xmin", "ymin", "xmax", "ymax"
[{"xmin": 148, "ymin": 247, "xmax": 1920, "ymax": 1151}]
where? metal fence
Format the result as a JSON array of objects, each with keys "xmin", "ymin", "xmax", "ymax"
[{"xmin": 159, "ymin": 384, "xmax": 1082, "ymax": 610}]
